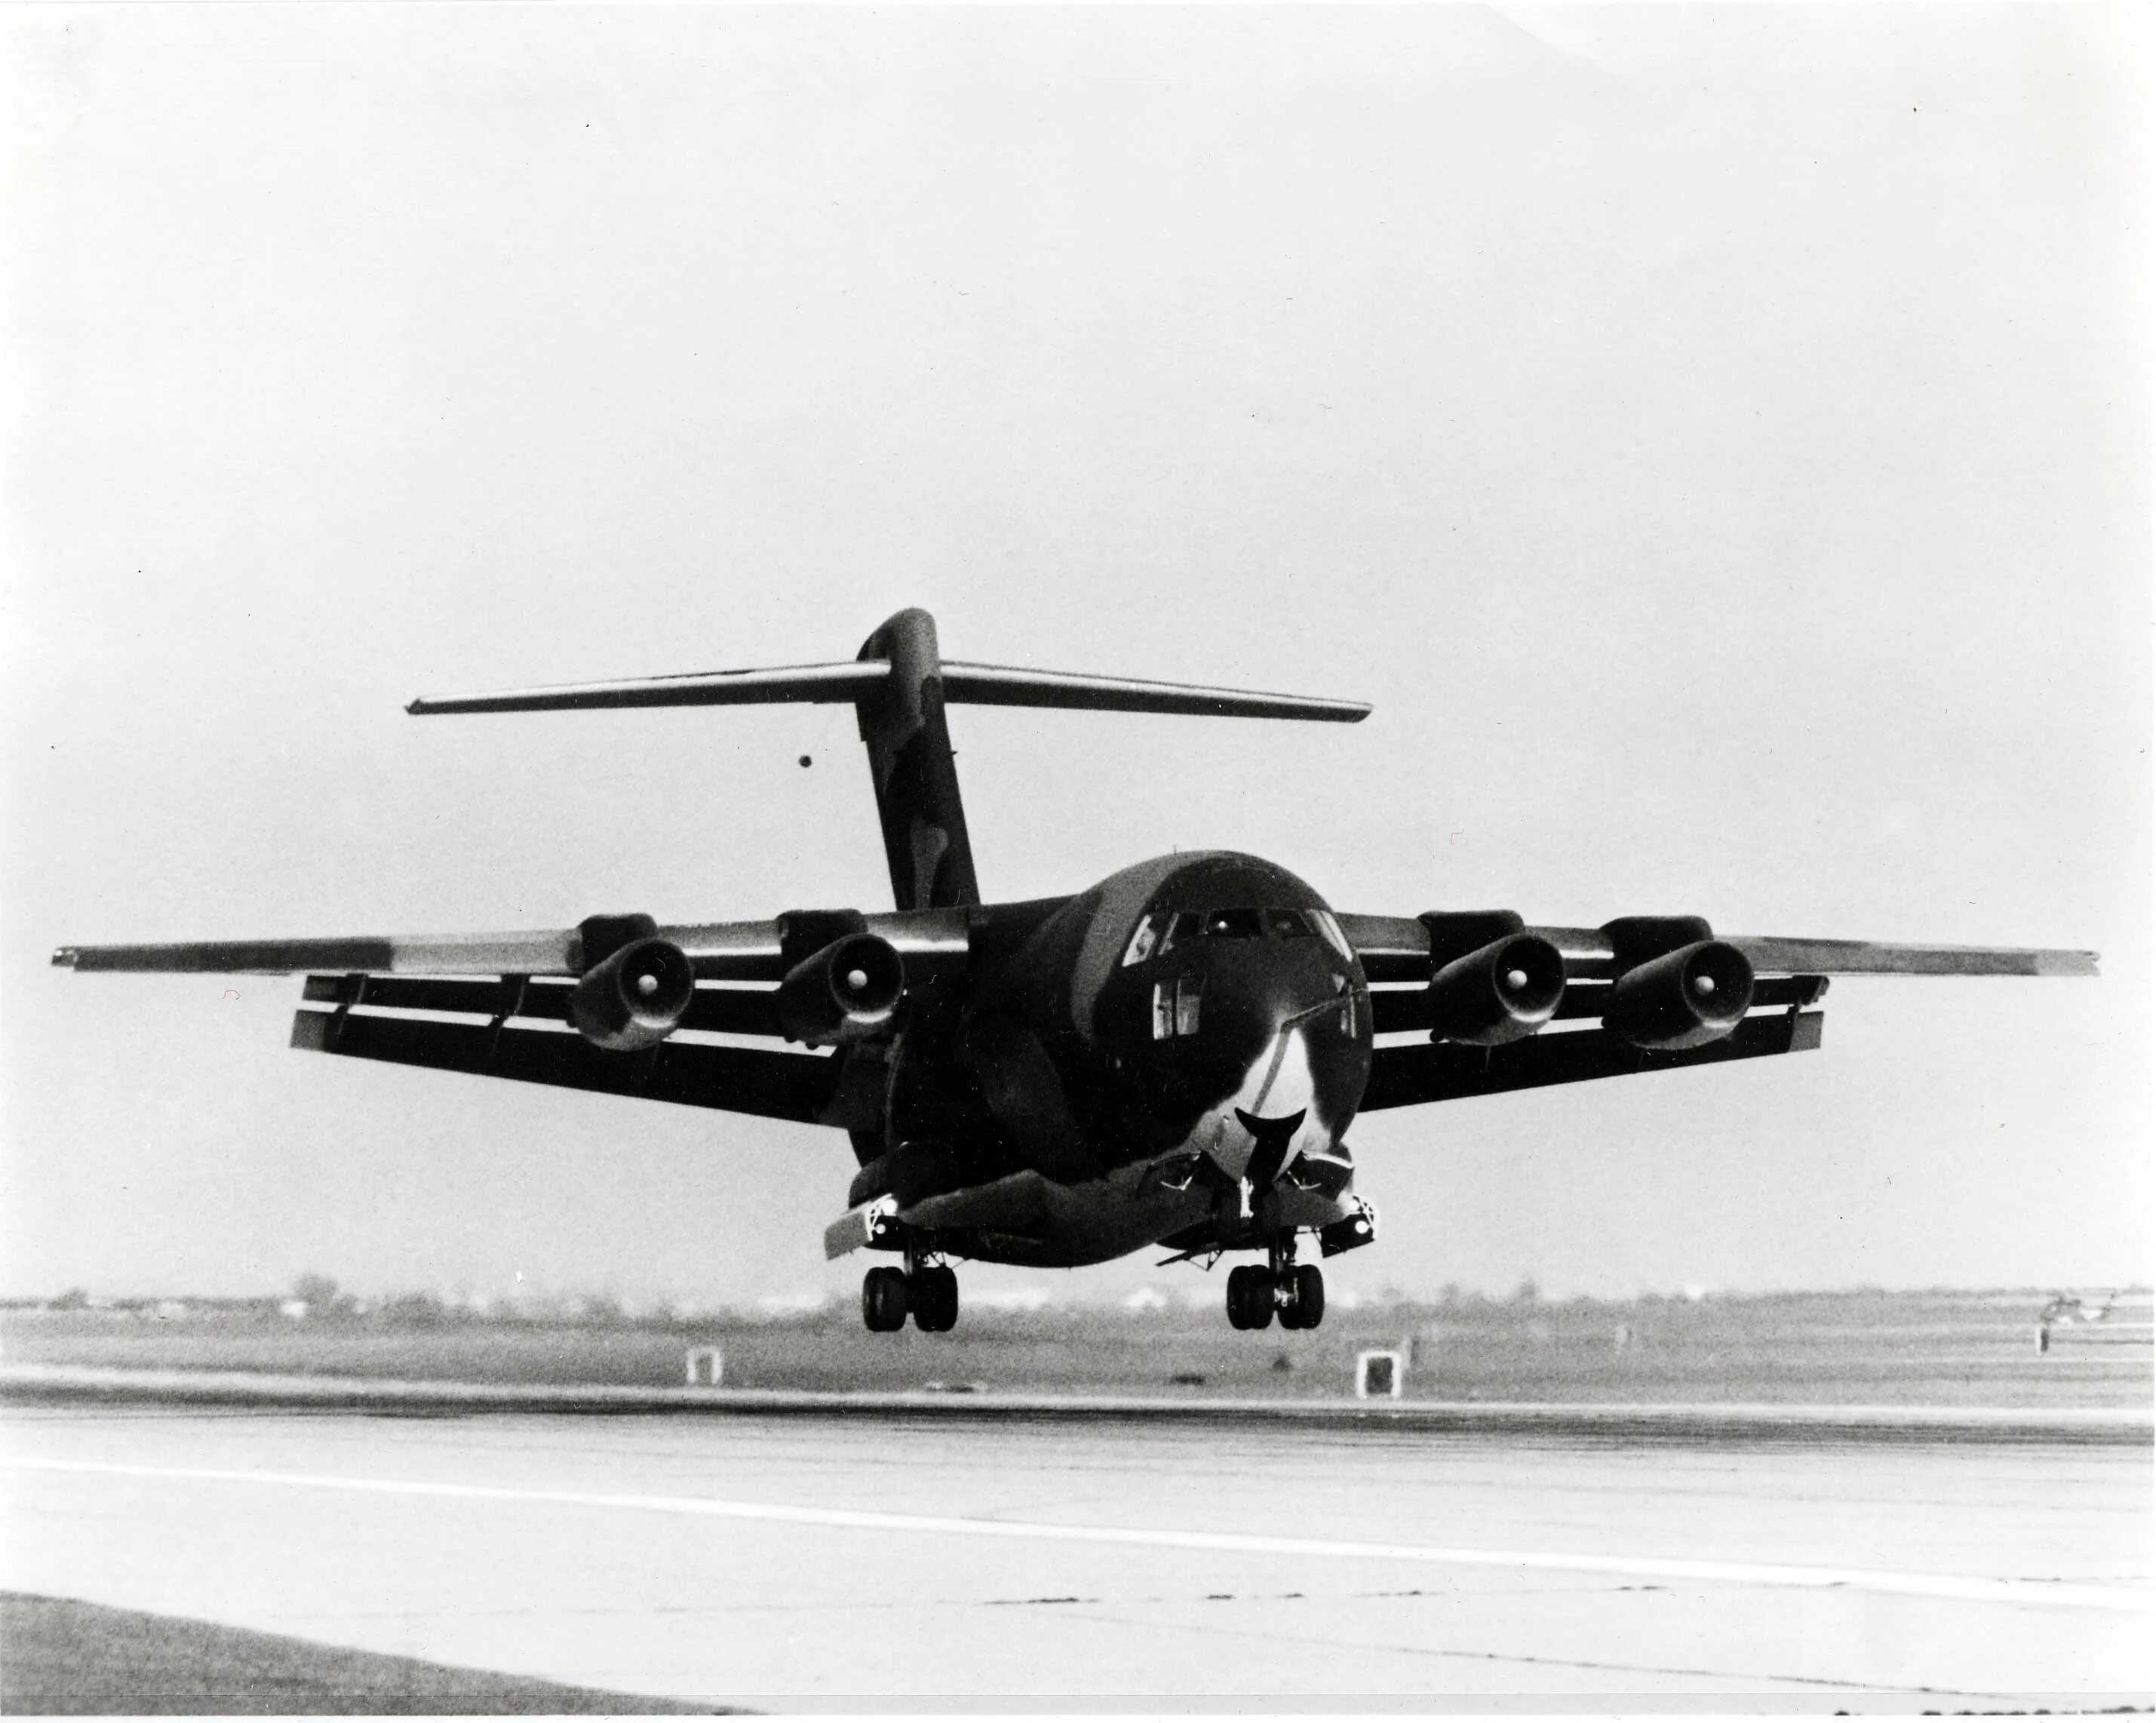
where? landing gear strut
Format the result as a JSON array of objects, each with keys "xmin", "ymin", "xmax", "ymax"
[
  {"xmin": 861, "ymin": 1239, "xmax": 960, "ymax": 1334},
  {"xmin": 1226, "ymin": 1236, "xmax": 1325, "ymax": 1331}
]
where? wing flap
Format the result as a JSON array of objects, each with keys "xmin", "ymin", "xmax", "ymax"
[
  {"xmin": 290, "ymin": 1008, "xmax": 839, "ymax": 1123},
  {"xmin": 1369, "ymin": 974, "xmax": 1826, "ymax": 1035},
  {"xmin": 1359, "ymin": 1011, "xmax": 1823, "ymax": 1112},
  {"xmin": 299, "ymin": 975, "xmax": 787, "ymax": 1038}
]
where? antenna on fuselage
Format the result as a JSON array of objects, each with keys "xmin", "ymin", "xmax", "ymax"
[{"xmin": 407, "ymin": 607, "xmax": 1370, "ymax": 913}]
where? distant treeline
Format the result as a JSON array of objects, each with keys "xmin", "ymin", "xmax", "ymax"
[{"xmin": 8, "ymin": 1276, "xmax": 2148, "ymax": 1334}]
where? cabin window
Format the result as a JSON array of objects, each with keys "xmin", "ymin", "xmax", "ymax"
[{"xmin": 1122, "ymin": 914, "xmax": 1158, "ymax": 967}]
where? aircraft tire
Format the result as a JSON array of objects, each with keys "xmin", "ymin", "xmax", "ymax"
[
  {"xmin": 911, "ymin": 1265, "xmax": 959, "ymax": 1332},
  {"xmin": 1227, "ymin": 1264, "xmax": 1274, "ymax": 1331},
  {"xmin": 861, "ymin": 1266, "xmax": 909, "ymax": 1332},
  {"xmin": 1288, "ymin": 1264, "xmax": 1325, "ymax": 1330}
]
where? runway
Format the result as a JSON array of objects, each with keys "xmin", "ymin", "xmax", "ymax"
[{"xmin": 3, "ymin": 1402, "xmax": 2149, "ymax": 1707}]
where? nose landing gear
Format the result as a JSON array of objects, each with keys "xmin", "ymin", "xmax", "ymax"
[
  {"xmin": 1225, "ymin": 1237, "xmax": 1325, "ymax": 1331},
  {"xmin": 860, "ymin": 1240, "xmax": 960, "ymax": 1333}
]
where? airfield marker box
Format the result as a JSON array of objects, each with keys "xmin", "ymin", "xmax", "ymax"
[{"xmin": 1356, "ymin": 1350, "xmax": 1404, "ymax": 1399}]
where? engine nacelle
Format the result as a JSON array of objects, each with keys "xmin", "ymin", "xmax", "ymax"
[
  {"xmin": 779, "ymin": 932, "xmax": 904, "ymax": 1046},
  {"xmin": 1603, "ymin": 939, "xmax": 1754, "ymax": 1050},
  {"xmin": 1427, "ymin": 932, "xmax": 1565, "ymax": 1046},
  {"xmin": 570, "ymin": 935, "xmax": 695, "ymax": 1052}
]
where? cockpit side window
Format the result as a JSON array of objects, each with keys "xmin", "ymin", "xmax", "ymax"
[
  {"xmin": 1120, "ymin": 914, "xmax": 1159, "ymax": 967},
  {"xmin": 1309, "ymin": 909, "xmax": 1353, "ymax": 962}
]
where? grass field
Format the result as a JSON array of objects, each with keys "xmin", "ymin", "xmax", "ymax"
[
  {"xmin": 0, "ymin": 1593, "xmax": 723, "ymax": 1715},
  {"xmin": 5, "ymin": 1288, "xmax": 2148, "ymax": 1407}
]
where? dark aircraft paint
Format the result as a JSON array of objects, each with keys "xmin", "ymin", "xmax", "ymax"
[{"xmin": 852, "ymin": 852, "xmax": 1373, "ymax": 1267}]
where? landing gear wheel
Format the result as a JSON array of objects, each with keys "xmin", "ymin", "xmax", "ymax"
[
  {"xmin": 1280, "ymin": 1263, "xmax": 1325, "ymax": 1331},
  {"xmin": 1227, "ymin": 1264, "xmax": 1275, "ymax": 1331},
  {"xmin": 861, "ymin": 1265, "xmax": 909, "ymax": 1332},
  {"xmin": 911, "ymin": 1265, "xmax": 960, "ymax": 1332}
]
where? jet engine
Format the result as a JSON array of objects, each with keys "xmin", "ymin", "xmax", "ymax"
[
  {"xmin": 1603, "ymin": 939, "xmax": 1754, "ymax": 1050},
  {"xmin": 1427, "ymin": 932, "xmax": 1565, "ymax": 1045},
  {"xmin": 570, "ymin": 935, "xmax": 696, "ymax": 1052},
  {"xmin": 779, "ymin": 932, "xmax": 904, "ymax": 1046}
]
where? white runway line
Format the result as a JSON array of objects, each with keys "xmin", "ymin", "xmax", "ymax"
[{"xmin": 8, "ymin": 1456, "xmax": 2147, "ymax": 1615}]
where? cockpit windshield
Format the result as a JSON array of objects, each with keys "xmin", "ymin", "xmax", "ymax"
[{"xmin": 1120, "ymin": 906, "xmax": 1319, "ymax": 965}]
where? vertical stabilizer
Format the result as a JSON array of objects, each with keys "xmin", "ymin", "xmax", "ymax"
[
  {"xmin": 406, "ymin": 606, "xmax": 1366, "ymax": 916},
  {"xmin": 855, "ymin": 609, "xmax": 981, "ymax": 912}
]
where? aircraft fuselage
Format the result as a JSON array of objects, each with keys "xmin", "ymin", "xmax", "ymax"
[{"xmin": 852, "ymin": 851, "xmax": 1374, "ymax": 1269}]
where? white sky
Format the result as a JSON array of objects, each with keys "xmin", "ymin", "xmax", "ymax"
[{"xmin": 2, "ymin": 5, "xmax": 2147, "ymax": 1305}]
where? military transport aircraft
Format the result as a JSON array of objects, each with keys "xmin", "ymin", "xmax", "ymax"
[{"xmin": 55, "ymin": 608, "xmax": 2096, "ymax": 1334}]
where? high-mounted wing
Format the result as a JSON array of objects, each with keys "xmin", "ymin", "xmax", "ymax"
[
  {"xmin": 1341, "ymin": 909, "xmax": 2094, "ymax": 1114},
  {"xmin": 52, "ymin": 909, "xmax": 973, "ymax": 1128},
  {"xmin": 1336, "ymin": 915, "xmax": 2099, "ymax": 982}
]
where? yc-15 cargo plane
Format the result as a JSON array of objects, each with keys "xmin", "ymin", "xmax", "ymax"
[{"xmin": 55, "ymin": 608, "xmax": 2096, "ymax": 1333}]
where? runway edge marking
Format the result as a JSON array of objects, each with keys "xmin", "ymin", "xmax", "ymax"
[{"xmin": 7, "ymin": 1457, "xmax": 2146, "ymax": 1616}]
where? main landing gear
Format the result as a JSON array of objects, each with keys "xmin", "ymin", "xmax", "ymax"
[
  {"xmin": 861, "ymin": 1249, "xmax": 960, "ymax": 1333},
  {"xmin": 1226, "ymin": 1238, "xmax": 1325, "ymax": 1331}
]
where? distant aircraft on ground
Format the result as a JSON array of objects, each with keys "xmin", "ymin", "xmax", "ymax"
[{"xmin": 55, "ymin": 609, "xmax": 2096, "ymax": 1334}]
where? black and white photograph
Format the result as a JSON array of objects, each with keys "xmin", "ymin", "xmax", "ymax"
[{"xmin": 2, "ymin": 2, "xmax": 2148, "ymax": 1712}]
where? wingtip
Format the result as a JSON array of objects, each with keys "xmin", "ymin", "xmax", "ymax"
[{"xmin": 50, "ymin": 947, "xmax": 76, "ymax": 968}]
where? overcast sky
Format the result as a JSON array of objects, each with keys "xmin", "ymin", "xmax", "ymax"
[{"xmin": 3, "ymin": 5, "xmax": 2147, "ymax": 1307}]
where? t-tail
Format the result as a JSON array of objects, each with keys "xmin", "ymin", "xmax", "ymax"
[{"xmin": 407, "ymin": 607, "xmax": 1369, "ymax": 911}]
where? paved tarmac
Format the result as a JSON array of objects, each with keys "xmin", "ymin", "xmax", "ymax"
[{"xmin": 2, "ymin": 1402, "xmax": 2148, "ymax": 1708}]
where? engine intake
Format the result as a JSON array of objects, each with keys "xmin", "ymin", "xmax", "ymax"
[
  {"xmin": 570, "ymin": 935, "xmax": 695, "ymax": 1052},
  {"xmin": 779, "ymin": 932, "xmax": 904, "ymax": 1046},
  {"xmin": 1603, "ymin": 939, "xmax": 1754, "ymax": 1050},
  {"xmin": 1427, "ymin": 932, "xmax": 1565, "ymax": 1045}
]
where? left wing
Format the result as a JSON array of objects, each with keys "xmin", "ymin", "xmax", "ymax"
[
  {"xmin": 52, "ymin": 910, "xmax": 969, "ymax": 1126},
  {"xmin": 1340, "ymin": 911, "xmax": 2095, "ymax": 1114}
]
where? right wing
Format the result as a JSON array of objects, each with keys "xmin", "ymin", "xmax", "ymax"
[
  {"xmin": 1335, "ymin": 916, "xmax": 2099, "ymax": 983},
  {"xmin": 1338, "ymin": 911, "xmax": 2094, "ymax": 1114}
]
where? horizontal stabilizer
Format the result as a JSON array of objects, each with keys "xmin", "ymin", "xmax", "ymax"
[
  {"xmin": 409, "ymin": 661, "xmax": 887, "ymax": 716},
  {"xmin": 408, "ymin": 658, "xmax": 1365, "ymax": 723},
  {"xmin": 938, "ymin": 662, "xmax": 1368, "ymax": 723}
]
